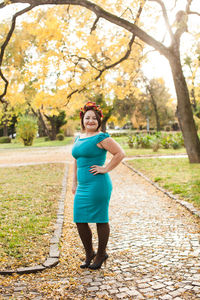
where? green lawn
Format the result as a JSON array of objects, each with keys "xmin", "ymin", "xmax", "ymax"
[
  {"xmin": 125, "ymin": 147, "xmax": 186, "ymax": 156},
  {"xmin": 0, "ymin": 136, "xmax": 73, "ymax": 149},
  {"xmin": 127, "ymin": 157, "xmax": 200, "ymax": 207},
  {"xmin": 0, "ymin": 163, "xmax": 65, "ymax": 269}
]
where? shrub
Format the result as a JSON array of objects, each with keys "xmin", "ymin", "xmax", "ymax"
[
  {"xmin": 139, "ymin": 134, "xmax": 152, "ymax": 149},
  {"xmin": 127, "ymin": 131, "xmax": 185, "ymax": 150},
  {"xmin": 16, "ymin": 115, "xmax": 38, "ymax": 146},
  {"xmin": 56, "ymin": 133, "xmax": 65, "ymax": 141},
  {"xmin": 160, "ymin": 134, "xmax": 173, "ymax": 149},
  {"xmin": 111, "ymin": 132, "xmax": 130, "ymax": 137},
  {"xmin": 175, "ymin": 132, "xmax": 184, "ymax": 147},
  {"xmin": 152, "ymin": 139, "xmax": 160, "ymax": 152},
  {"xmin": 165, "ymin": 126, "xmax": 171, "ymax": 131},
  {"xmin": 172, "ymin": 141, "xmax": 181, "ymax": 149},
  {"xmin": 0, "ymin": 136, "xmax": 11, "ymax": 143}
]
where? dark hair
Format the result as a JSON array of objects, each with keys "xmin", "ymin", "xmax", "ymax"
[{"xmin": 81, "ymin": 108, "xmax": 102, "ymax": 131}]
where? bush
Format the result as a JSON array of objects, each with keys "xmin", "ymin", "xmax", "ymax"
[
  {"xmin": 172, "ymin": 141, "xmax": 181, "ymax": 149},
  {"xmin": 127, "ymin": 135, "xmax": 140, "ymax": 149},
  {"xmin": 160, "ymin": 134, "xmax": 173, "ymax": 149},
  {"xmin": 165, "ymin": 126, "xmax": 171, "ymax": 131},
  {"xmin": 152, "ymin": 139, "xmax": 160, "ymax": 152},
  {"xmin": 56, "ymin": 133, "xmax": 65, "ymax": 141},
  {"xmin": 111, "ymin": 132, "xmax": 130, "ymax": 137},
  {"xmin": 175, "ymin": 132, "xmax": 184, "ymax": 147},
  {"xmin": 139, "ymin": 134, "xmax": 152, "ymax": 149},
  {"xmin": 128, "ymin": 136, "xmax": 134, "ymax": 148},
  {"xmin": 16, "ymin": 115, "xmax": 38, "ymax": 146},
  {"xmin": 0, "ymin": 136, "xmax": 11, "ymax": 143},
  {"xmin": 127, "ymin": 131, "xmax": 184, "ymax": 151}
]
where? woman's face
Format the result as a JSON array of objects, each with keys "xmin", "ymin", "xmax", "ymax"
[{"xmin": 83, "ymin": 110, "xmax": 99, "ymax": 132}]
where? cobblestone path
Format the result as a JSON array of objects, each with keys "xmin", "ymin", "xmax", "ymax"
[{"xmin": 0, "ymin": 147, "xmax": 200, "ymax": 299}]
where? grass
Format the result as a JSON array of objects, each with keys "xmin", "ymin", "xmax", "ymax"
[
  {"xmin": 0, "ymin": 163, "xmax": 65, "ymax": 269},
  {"xmin": 125, "ymin": 147, "xmax": 186, "ymax": 156},
  {"xmin": 0, "ymin": 136, "xmax": 73, "ymax": 149},
  {"xmin": 113, "ymin": 136, "xmax": 186, "ymax": 156},
  {"xmin": 127, "ymin": 157, "xmax": 200, "ymax": 207}
]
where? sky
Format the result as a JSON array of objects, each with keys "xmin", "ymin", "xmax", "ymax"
[{"xmin": 0, "ymin": 1, "xmax": 199, "ymax": 98}]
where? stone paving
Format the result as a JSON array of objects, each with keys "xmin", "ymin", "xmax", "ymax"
[
  {"xmin": 70, "ymin": 164, "xmax": 200, "ymax": 300},
  {"xmin": 0, "ymin": 146, "xmax": 200, "ymax": 299}
]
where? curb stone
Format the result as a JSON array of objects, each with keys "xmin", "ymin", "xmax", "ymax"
[
  {"xmin": 123, "ymin": 161, "xmax": 200, "ymax": 219},
  {"xmin": 0, "ymin": 162, "xmax": 68, "ymax": 275}
]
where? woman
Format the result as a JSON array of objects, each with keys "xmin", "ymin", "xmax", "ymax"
[{"xmin": 72, "ymin": 101, "xmax": 125, "ymax": 270}]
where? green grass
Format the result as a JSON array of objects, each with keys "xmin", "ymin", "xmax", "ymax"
[
  {"xmin": 0, "ymin": 136, "xmax": 73, "ymax": 149},
  {"xmin": 125, "ymin": 147, "xmax": 186, "ymax": 156},
  {"xmin": 0, "ymin": 163, "xmax": 65, "ymax": 268},
  {"xmin": 127, "ymin": 157, "xmax": 200, "ymax": 207},
  {"xmin": 113, "ymin": 136, "xmax": 186, "ymax": 156}
]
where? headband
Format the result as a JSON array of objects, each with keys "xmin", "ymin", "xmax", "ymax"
[{"xmin": 80, "ymin": 101, "xmax": 103, "ymax": 118}]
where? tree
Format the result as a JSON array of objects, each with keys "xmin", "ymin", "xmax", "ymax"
[
  {"xmin": 44, "ymin": 110, "xmax": 67, "ymax": 140},
  {"xmin": 113, "ymin": 95, "xmax": 136, "ymax": 125},
  {"xmin": 143, "ymin": 77, "xmax": 175, "ymax": 131},
  {"xmin": 0, "ymin": 4, "xmax": 143, "ymax": 138},
  {"xmin": 0, "ymin": 0, "xmax": 200, "ymax": 162},
  {"xmin": 184, "ymin": 44, "xmax": 200, "ymax": 118}
]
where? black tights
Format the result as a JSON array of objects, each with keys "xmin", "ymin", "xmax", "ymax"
[{"xmin": 76, "ymin": 223, "xmax": 110, "ymax": 263}]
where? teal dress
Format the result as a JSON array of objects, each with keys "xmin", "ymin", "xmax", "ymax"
[{"xmin": 72, "ymin": 132, "xmax": 113, "ymax": 223}]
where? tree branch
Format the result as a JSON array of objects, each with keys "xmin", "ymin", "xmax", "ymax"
[
  {"xmin": 0, "ymin": 2, "xmax": 6, "ymax": 9},
  {"xmin": 185, "ymin": 0, "xmax": 200, "ymax": 17},
  {"xmin": 64, "ymin": 3, "xmax": 146, "ymax": 104},
  {"xmin": 1, "ymin": 0, "xmax": 171, "ymax": 108},
  {"xmin": 120, "ymin": 7, "xmax": 134, "ymax": 19},
  {"xmin": 90, "ymin": 16, "xmax": 100, "ymax": 33},
  {"xmin": 148, "ymin": 0, "xmax": 174, "ymax": 42},
  {"xmin": 70, "ymin": 55, "xmax": 101, "ymax": 71},
  {"xmin": 174, "ymin": 10, "xmax": 188, "ymax": 42},
  {"xmin": 186, "ymin": 0, "xmax": 193, "ymax": 13},
  {"xmin": 4, "ymin": 0, "xmax": 170, "ymax": 57},
  {"xmin": 187, "ymin": 11, "xmax": 200, "ymax": 17},
  {"xmin": 0, "ymin": 4, "xmax": 35, "ymax": 103},
  {"xmin": 62, "ymin": 33, "xmax": 137, "ymax": 105},
  {"xmin": 95, "ymin": 33, "xmax": 136, "ymax": 81}
]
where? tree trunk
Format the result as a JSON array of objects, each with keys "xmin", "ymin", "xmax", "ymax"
[
  {"xmin": 101, "ymin": 109, "xmax": 113, "ymax": 133},
  {"xmin": 3, "ymin": 123, "xmax": 8, "ymax": 136},
  {"xmin": 101, "ymin": 120, "xmax": 107, "ymax": 132},
  {"xmin": 148, "ymin": 87, "xmax": 161, "ymax": 132},
  {"xmin": 169, "ymin": 55, "xmax": 200, "ymax": 163},
  {"xmin": 38, "ymin": 110, "xmax": 51, "ymax": 137},
  {"xmin": 49, "ymin": 117, "xmax": 57, "ymax": 140}
]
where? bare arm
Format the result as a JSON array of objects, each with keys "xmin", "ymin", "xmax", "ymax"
[
  {"xmin": 72, "ymin": 158, "xmax": 77, "ymax": 194},
  {"xmin": 90, "ymin": 137, "xmax": 125, "ymax": 175}
]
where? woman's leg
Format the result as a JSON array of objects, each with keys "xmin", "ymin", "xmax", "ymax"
[
  {"xmin": 76, "ymin": 223, "xmax": 95, "ymax": 263},
  {"xmin": 94, "ymin": 222, "xmax": 110, "ymax": 264}
]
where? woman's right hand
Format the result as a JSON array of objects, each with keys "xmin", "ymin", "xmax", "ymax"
[{"xmin": 72, "ymin": 182, "xmax": 77, "ymax": 194}]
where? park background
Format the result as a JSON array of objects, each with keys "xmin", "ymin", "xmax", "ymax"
[{"xmin": 0, "ymin": 0, "xmax": 200, "ymax": 293}]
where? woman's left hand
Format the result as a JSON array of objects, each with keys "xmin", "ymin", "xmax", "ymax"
[{"xmin": 90, "ymin": 165, "xmax": 107, "ymax": 175}]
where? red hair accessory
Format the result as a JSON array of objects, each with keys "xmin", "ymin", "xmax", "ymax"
[{"xmin": 79, "ymin": 101, "xmax": 103, "ymax": 118}]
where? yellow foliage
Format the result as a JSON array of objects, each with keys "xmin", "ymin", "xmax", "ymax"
[{"xmin": 2, "ymin": 1, "xmax": 145, "ymax": 120}]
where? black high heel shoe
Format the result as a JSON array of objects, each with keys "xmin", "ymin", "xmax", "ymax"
[
  {"xmin": 88, "ymin": 254, "xmax": 109, "ymax": 270},
  {"xmin": 80, "ymin": 252, "xmax": 96, "ymax": 269}
]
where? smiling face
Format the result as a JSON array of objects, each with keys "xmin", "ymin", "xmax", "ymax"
[{"xmin": 83, "ymin": 110, "xmax": 100, "ymax": 132}]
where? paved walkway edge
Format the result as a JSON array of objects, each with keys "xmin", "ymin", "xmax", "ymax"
[
  {"xmin": 0, "ymin": 162, "xmax": 68, "ymax": 276},
  {"xmin": 123, "ymin": 161, "xmax": 200, "ymax": 219}
]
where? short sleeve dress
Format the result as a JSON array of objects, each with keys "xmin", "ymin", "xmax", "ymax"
[{"xmin": 72, "ymin": 132, "xmax": 113, "ymax": 223}]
